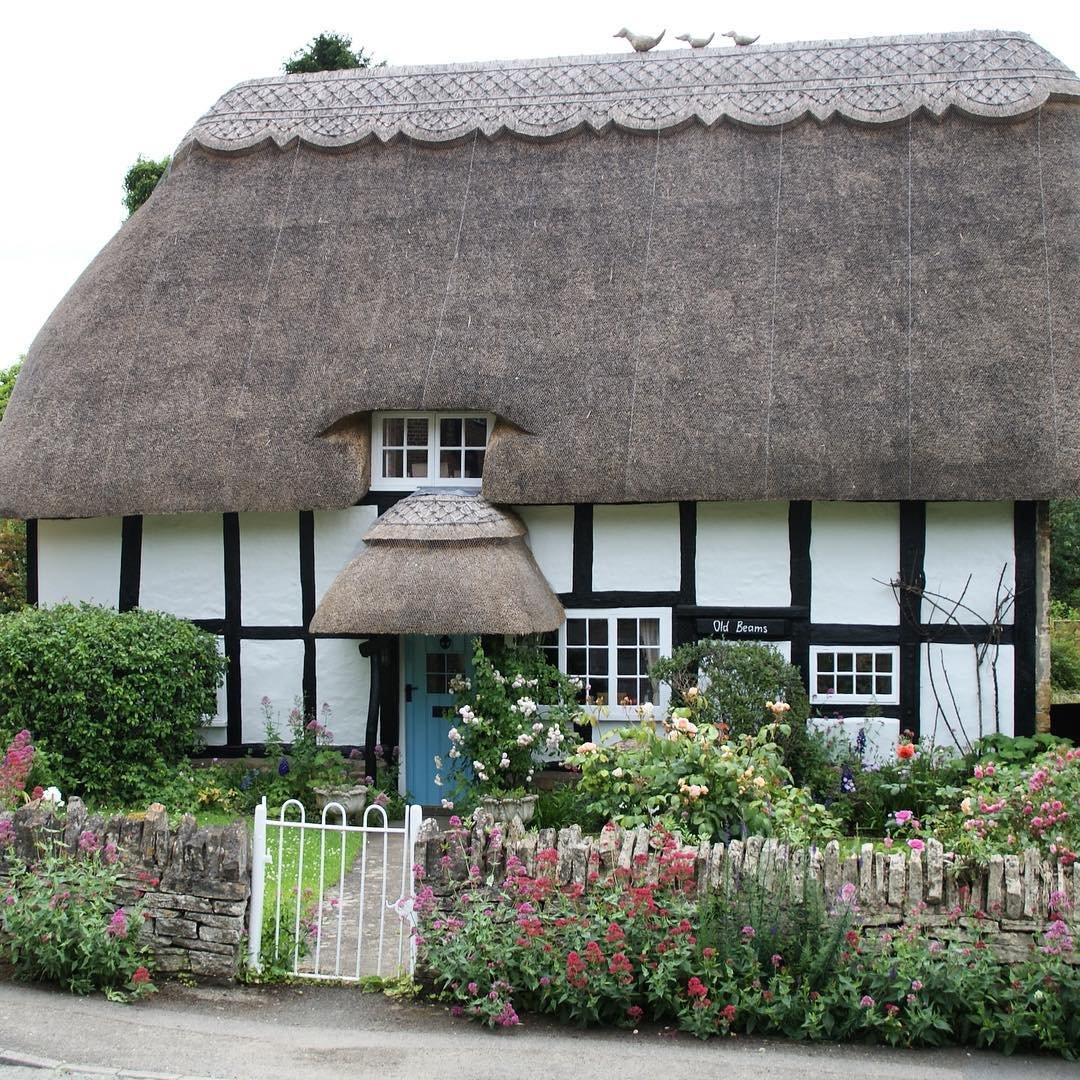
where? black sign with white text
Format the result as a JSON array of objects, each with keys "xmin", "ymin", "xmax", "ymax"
[{"xmin": 695, "ymin": 617, "xmax": 790, "ymax": 641}]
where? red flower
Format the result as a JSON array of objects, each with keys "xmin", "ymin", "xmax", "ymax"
[
  {"xmin": 584, "ymin": 940, "xmax": 604, "ymax": 966},
  {"xmin": 605, "ymin": 922, "xmax": 625, "ymax": 943},
  {"xmin": 131, "ymin": 966, "xmax": 152, "ymax": 985},
  {"xmin": 687, "ymin": 977, "xmax": 708, "ymax": 999},
  {"xmin": 721, "ymin": 1004, "xmax": 737, "ymax": 1022},
  {"xmin": 897, "ymin": 743, "xmax": 916, "ymax": 760}
]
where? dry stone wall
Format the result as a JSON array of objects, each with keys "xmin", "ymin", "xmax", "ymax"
[
  {"xmin": 0, "ymin": 798, "xmax": 250, "ymax": 982},
  {"xmin": 414, "ymin": 817, "xmax": 1079, "ymax": 963}
]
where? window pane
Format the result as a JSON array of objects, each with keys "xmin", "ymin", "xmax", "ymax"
[
  {"xmin": 406, "ymin": 418, "xmax": 429, "ymax": 446},
  {"xmin": 465, "ymin": 417, "xmax": 488, "ymax": 446},
  {"xmin": 616, "ymin": 679, "xmax": 638, "ymax": 705},
  {"xmin": 617, "ymin": 619, "xmax": 637, "ymax": 646},
  {"xmin": 440, "ymin": 449, "xmax": 461, "ymax": 478},
  {"xmin": 617, "ymin": 648, "xmax": 637, "ymax": 675},
  {"xmin": 566, "ymin": 648, "xmax": 586, "ymax": 677},
  {"xmin": 383, "ymin": 418, "xmax": 404, "ymax": 446},
  {"xmin": 407, "ymin": 449, "xmax": 429, "ymax": 478},
  {"xmin": 875, "ymin": 675, "xmax": 893, "ymax": 695},
  {"xmin": 590, "ymin": 648, "xmax": 608, "ymax": 676},
  {"xmin": 817, "ymin": 675, "xmax": 833, "ymax": 695},
  {"xmin": 876, "ymin": 653, "xmax": 893, "ymax": 672},
  {"xmin": 588, "ymin": 619, "xmax": 608, "ymax": 645},
  {"xmin": 567, "ymin": 619, "xmax": 586, "ymax": 646},
  {"xmin": 640, "ymin": 646, "xmax": 659, "ymax": 672},
  {"xmin": 440, "ymin": 417, "xmax": 463, "ymax": 447},
  {"xmin": 837, "ymin": 653, "xmax": 853, "ymax": 672},
  {"xmin": 836, "ymin": 675, "xmax": 854, "ymax": 694},
  {"xmin": 446, "ymin": 653, "xmax": 465, "ymax": 673},
  {"xmin": 464, "ymin": 449, "xmax": 485, "ymax": 478},
  {"xmin": 817, "ymin": 653, "xmax": 834, "ymax": 672},
  {"xmin": 382, "ymin": 449, "xmax": 404, "ymax": 478},
  {"xmin": 855, "ymin": 653, "xmax": 872, "ymax": 673},
  {"xmin": 641, "ymin": 679, "xmax": 658, "ymax": 705},
  {"xmin": 855, "ymin": 675, "xmax": 872, "ymax": 694}
]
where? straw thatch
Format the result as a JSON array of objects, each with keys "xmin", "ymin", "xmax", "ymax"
[
  {"xmin": 310, "ymin": 490, "xmax": 564, "ymax": 635},
  {"xmin": 0, "ymin": 32, "xmax": 1078, "ymax": 518}
]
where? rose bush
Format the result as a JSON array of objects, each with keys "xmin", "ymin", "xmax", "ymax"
[
  {"xmin": 564, "ymin": 697, "xmax": 839, "ymax": 844},
  {"xmin": 442, "ymin": 641, "xmax": 582, "ymax": 805}
]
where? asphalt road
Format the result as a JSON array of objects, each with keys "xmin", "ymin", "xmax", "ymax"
[{"xmin": 0, "ymin": 981, "xmax": 1077, "ymax": 1080}]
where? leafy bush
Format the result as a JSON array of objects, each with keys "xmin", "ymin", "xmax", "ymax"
[
  {"xmin": 816, "ymin": 732, "xmax": 969, "ymax": 837},
  {"xmin": 650, "ymin": 641, "xmax": 819, "ymax": 785},
  {"xmin": 565, "ymin": 699, "xmax": 839, "ymax": 844},
  {"xmin": 419, "ymin": 831, "xmax": 1080, "ymax": 1055},
  {"xmin": 0, "ymin": 833, "xmax": 156, "ymax": 1000},
  {"xmin": 930, "ymin": 743, "xmax": 1080, "ymax": 866},
  {"xmin": 1051, "ymin": 622, "xmax": 1080, "ymax": 698},
  {"xmin": 444, "ymin": 640, "xmax": 582, "ymax": 804},
  {"xmin": 0, "ymin": 604, "xmax": 226, "ymax": 804}
]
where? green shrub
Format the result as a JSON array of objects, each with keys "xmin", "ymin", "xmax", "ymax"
[
  {"xmin": 0, "ymin": 604, "xmax": 226, "ymax": 804},
  {"xmin": 650, "ymin": 641, "xmax": 817, "ymax": 784},
  {"xmin": 1051, "ymin": 624, "xmax": 1080, "ymax": 694},
  {"xmin": 565, "ymin": 701, "xmax": 839, "ymax": 844}
]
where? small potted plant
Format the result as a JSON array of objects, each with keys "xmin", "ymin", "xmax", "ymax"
[{"xmin": 440, "ymin": 640, "xmax": 583, "ymax": 822}]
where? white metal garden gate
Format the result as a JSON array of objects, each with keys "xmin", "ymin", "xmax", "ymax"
[{"xmin": 248, "ymin": 798, "xmax": 424, "ymax": 980}]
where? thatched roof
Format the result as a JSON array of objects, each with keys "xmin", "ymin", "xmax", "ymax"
[
  {"xmin": 1, "ymin": 31, "xmax": 1078, "ymax": 517},
  {"xmin": 309, "ymin": 490, "xmax": 564, "ymax": 635}
]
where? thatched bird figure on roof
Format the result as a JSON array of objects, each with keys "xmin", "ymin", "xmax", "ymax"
[
  {"xmin": 614, "ymin": 28, "xmax": 666, "ymax": 52},
  {"xmin": 723, "ymin": 30, "xmax": 760, "ymax": 46},
  {"xmin": 676, "ymin": 32, "xmax": 715, "ymax": 48}
]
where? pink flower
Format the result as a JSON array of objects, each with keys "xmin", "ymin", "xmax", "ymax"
[
  {"xmin": 131, "ymin": 966, "xmax": 152, "ymax": 985},
  {"xmin": 770, "ymin": 953, "xmax": 782, "ymax": 969},
  {"xmin": 894, "ymin": 810, "xmax": 914, "ymax": 825},
  {"xmin": 859, "ymin": 995, "xmax": 875, "ymax": 1008},
  {"xmin": 907, "ymin": 839, "xmax": 926, "ymax": 852},
  {"xmin": 741, "ymin": 925, "xmax": 755, "ymax": 939},
  {"xmin": 105, "ymin": 908, "xmax": 128, "ymax": 938},
  {"xmin": 839, "ymin": 882, "xmax": 857, "ymax": 905}
]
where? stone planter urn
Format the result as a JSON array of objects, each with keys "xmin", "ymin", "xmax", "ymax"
[
  {"xmin": 478, "ymin": 793, "xmax": 538, "ymax": 825},
  {"xmin": 313, "ymin": 783, "xmax": 368, "ymax": 820}
]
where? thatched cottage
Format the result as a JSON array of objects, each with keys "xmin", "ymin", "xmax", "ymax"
[{"xmin": 1, "ymin": 31, "xmax": 1077, "ymax": 801}]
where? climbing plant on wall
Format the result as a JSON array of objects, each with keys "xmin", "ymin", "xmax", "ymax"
[{"xmin": 0, "ymin": 357, "xmax": 25, "ymax": 611}]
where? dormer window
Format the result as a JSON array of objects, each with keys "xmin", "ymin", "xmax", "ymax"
[{"xmin": 372, "ymin": 412, "xmax": 491, "ymax": 490}]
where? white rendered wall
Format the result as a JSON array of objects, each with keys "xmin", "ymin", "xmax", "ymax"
[
  {"xmin": 516, "ymin": 506, "xmax": 574, "ymax": 593},
  {"xmin": 924, "ymin": 503, "xmax": 1014, "ymax": 625},
  {"xmin": 37, "ymin": 518, "xmax": 122, "ymax": 607},
  {"xmin": 810, "ymin": 503, "xmax": 899, "ymax": 625},
  {"xmin": 140, "ymin": 514, "xmax": 224, "ymax": 619},
  {"xmin": 314, "ymin": 506, "xmax": 378, "ymax": 605},
  {"xmin": 920, "ymin": 643, "xmax": 1015, "ymax": 748},
  {"xmin": 240, "ymin": 640, "xmax": 305, "ymax": 742},
  {"xmin": 696, "ymin": 502, "xmax": 790, "ymax": 606},
  {"xmin": 239, "ymin": 513, "xmax": 302, "ymax": 626},
  {"xmin": 315, "ymin": 639, "xmax": 372, "ymax": 747},
  {"xmin": 593, "ymin": 504, "xmax": 680, "ymax": 592}
]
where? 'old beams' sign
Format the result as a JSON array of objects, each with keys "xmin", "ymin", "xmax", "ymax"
[{"xmin": 695, "ymin": 616, "xmax": 789, "ymax": 641}]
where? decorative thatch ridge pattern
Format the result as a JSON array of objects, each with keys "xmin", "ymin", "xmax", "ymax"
[
  {"xmin": 183, "ymin": 32, "xmax": 1080, "ymax": 152},
  {"xmin": 365, "ymin": 489, "xmax": 525, "ymax": 542}
]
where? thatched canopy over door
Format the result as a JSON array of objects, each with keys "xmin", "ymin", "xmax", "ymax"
[{"xmin": 310, "ymin": 490, "xmax": 564, "ymax": 636}]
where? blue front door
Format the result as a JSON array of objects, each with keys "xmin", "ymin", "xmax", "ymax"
[{"xmin": 404, "ymin": 635, "xmax": 472, "ymax": 806}]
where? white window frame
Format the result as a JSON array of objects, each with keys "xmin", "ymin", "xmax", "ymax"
[
  {"xmin": 371, "ymin": 411, "xmax": 492, "ymax": 491},
  {"xmin": 546, "ymin": 607, "xmax": 673, "ymax": 717},
  {"xmin": 809, "ymin": 645, "xmax": 900, "ymax": 706}
]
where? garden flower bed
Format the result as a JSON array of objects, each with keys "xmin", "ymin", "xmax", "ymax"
[{"xmin": 415, "ymin": 820, "xmax": 1080, "ymax": 1055}]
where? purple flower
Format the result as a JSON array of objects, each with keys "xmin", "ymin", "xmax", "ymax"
[
  {"xmin": 78, "ymin": 830, "xmax": 99, "ymax": 853},
  {"xmin": 278, "ymin": 758, "xmax": 290, "ymax": 777}
]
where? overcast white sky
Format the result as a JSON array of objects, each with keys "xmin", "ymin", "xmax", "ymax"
[{"xmin": 0, "ymin": 0, "xmax": 1076, "ymax": 367}]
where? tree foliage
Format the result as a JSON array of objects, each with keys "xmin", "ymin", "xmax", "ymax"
[
  {"xmin": 1051, "ymin": 501, "xmax": 1080, "ymax": 610},
  {"xmin": 122, "ymin": 156, "xmax": 169, "ymax": 217},
  {"xmin": 0, "ymin": 604, "xmax": 226, "ymax": 803},
  {"xmin": 0, "ymin": 358, "xmax": 25, "ymax": 611},
  {"xmin": 284, "ymin": 31, "xmax": 376, "ymax": 74}
]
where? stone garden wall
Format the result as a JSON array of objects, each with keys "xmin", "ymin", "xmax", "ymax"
[
  {"xmin": 414, "ymin": 817, "xmax": 1079, "ymax": 963},
  {"xmin": 0, "ymin": 798, "xmax": 249, "ymax": 982}
]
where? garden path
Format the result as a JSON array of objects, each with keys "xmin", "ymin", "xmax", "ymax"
[{"xmin": 295, "ymin": 817, "xmax": 414, "ymax": 981}]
